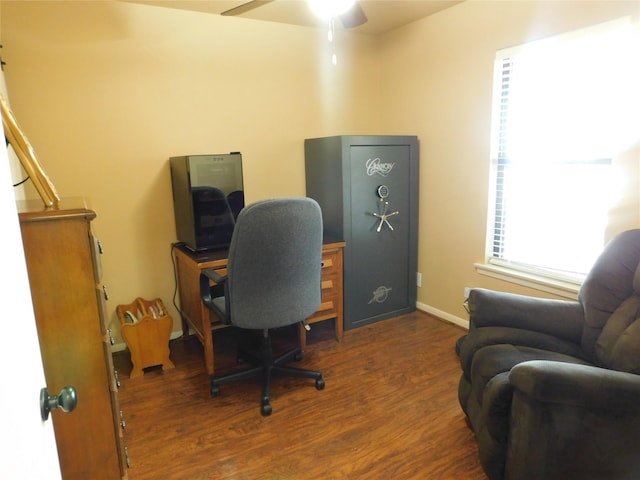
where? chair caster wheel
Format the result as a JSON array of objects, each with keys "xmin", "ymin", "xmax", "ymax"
[
  {"xmin": 316, "ymin": 378, "xmax": 325, "ymax": 390},
  {"xmin": 211, "ymin": 384, "xmax": 221, "ymax": 397},
  {"xmin": 261, "ymin": 402, "xmax": 272, "ymax": 416}
]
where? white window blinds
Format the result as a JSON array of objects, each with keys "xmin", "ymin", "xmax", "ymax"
[{"xmin": 489, "ymin": 17, "xmax": 638, "ymax": 278}]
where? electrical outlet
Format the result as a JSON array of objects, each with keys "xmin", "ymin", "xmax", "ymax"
[
  {"xmin": 416, "ymin": 272, "xmax": 422, "ymax": 287},
  {"xmin": 464, "ymin": 287, "xmax": 471, "ymax": 299}
]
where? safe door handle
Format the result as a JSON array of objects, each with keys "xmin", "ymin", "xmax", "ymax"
[{"xmin": 40, "ymin": 386, "xmax": 77, "ymax": 421}]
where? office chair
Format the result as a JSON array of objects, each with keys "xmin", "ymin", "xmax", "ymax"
[{"xmin": 200, "ymin": 197, "xmax": 325, "ymax": 416}]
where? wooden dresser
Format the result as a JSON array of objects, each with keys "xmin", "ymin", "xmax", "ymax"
[
  {"xmin": 173, "ymin": 239, "xmax": 345, "ymax": 376},
  {"xmin": 18, "ymin": 198, "xmax": 128, "ymax": 480}
]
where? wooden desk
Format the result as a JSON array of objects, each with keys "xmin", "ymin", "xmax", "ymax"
[{"xmin": 173, "ymin": 240, "xmax": 345, "ymax": 376}]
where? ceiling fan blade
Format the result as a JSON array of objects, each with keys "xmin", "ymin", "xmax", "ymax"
[
  {"xmin": 339, "ymin": 1, "xmax": 367, "ymax": 29},
  {"xmin": 221, "ymin": 0, "xmax": 275, "ymax": 17}
]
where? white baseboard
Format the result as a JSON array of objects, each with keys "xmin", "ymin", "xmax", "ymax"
[
  {"xmin": 111, "ymin": 306, "xmax": 468, "ymax": 353},
  {"xmin": 416, "ymin": 302, "xmax": 469, "ymax": 330}
]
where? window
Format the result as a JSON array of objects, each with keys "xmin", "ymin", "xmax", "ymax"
[{"xmin": 487, "ymin": 18, "xmax": 639, "ymax": 285}]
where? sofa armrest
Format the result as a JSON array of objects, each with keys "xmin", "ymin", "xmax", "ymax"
[
  {"xmin": 510, "ymin": 360, "xmax": 640, "ymax": 410},
  {"xmin": 469, "ymin": 288, "xmax": 584, "ymax": 343},
  {"xmin": 506, "ymin": 360, "xmax": 640, "ymax": 479}
]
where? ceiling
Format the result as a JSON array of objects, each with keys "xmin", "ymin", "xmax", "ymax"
[{"xmin": 122, "ymin": 0, "xmax": 465, "ymax": 35}]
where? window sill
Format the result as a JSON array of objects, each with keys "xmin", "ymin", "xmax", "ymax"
[{"xmin": 474, "ymin": 262, "xmax": 581, "ymax": 300}]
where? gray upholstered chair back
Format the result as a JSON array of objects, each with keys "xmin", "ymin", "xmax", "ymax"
[
  {"xmin": 579, "ymin": 229, "xmax": 640, "ymax": 367},
  {"xmin": 223, "ymin": 197, "xmax": 323, "ymax": 330}
]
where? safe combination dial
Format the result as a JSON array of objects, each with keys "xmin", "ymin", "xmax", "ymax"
[{"xmin": 372, "ymin": 185, "xmax": 399, "ymax": 233}]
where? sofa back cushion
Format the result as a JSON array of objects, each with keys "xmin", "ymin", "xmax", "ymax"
[
  {"xmin": 579, "ymin": 229, "xmax": 640, "ymax": 364},
  {"xmin": 595, "ymin": 264, "xmax": 640, "ymax": 372}
]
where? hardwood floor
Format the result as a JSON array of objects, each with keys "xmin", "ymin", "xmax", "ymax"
[{"xmin": 114, "ymin": 311, "xmax": 487, "ymax": 479}]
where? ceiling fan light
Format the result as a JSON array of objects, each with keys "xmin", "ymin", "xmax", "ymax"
[{"xmin": 308, "ymin": 0, "xmax": 356, "ymax": 19}]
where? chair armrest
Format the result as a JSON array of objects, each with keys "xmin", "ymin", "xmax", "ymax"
[
  {"xmin": 199, "ymin": 268, "xmax": 227, "ymax": 311},
  {"xmin": 469, "ymin": 288, "xmax": 584, "ymax": 343},
  {"xmin": 201, "ymin": 268, "xmax": 227, "ymax": 284},
  {"xmin": 510, "ymin": 360, "xmax": 640, "ymax": 410}
]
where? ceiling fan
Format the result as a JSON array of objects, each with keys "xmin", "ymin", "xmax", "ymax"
[{"xmin": 221, "ymin": 0, "xmax": 368, "ymax": 29}]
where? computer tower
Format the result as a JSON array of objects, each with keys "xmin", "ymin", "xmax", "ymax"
[
  {"xmin": 305, "ymin": 136, "xmax": 419, "ymax": 330},
  {"xmin": 170, "ymin": 153, "xmax": 244, "ymax": 251}
]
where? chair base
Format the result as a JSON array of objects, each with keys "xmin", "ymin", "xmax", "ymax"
[{"xmin": 210, "ymin": 330, "xmax": 324, "ymax": 416}]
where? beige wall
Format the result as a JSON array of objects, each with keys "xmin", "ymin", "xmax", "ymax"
[
  {"xmin": 1, "ymin": 0, "xmax": 380, "ymax": 345},
  {"xmin": 2, "ymin": 0, "xmax": 639, "ymax": 345},
  {"xmin": 377, "ymin": 0, "xmax": 640, "ymax": 321}
]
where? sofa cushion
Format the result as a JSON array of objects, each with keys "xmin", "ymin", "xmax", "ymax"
[
  {"xmin": 580, "ymin": 230, "xmax": 640, "ymax": 361},
  {"xmin": 596, "ymin": 293, "xmax": 640, "ymax": 373},
  {"xmin": 470, "ymin": 344, "xmax": 591, "ymax": 407},
  {"xmin": 460, "ymin": 326, "xmax": 585, "ymax": 379}
]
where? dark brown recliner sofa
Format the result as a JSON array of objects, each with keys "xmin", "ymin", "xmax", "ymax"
[{"xmin": 457, "ymin": 229, "xmax": 640, "ymax": 480}]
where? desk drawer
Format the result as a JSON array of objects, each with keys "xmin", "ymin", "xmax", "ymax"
[{"xmin": 307, "ymin": 250, "xmax": 341, "ymax": 323}]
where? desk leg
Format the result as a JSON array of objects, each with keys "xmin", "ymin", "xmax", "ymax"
[
  {"xmin": 204, "ymin": 336, "xmax": 214, "ymax": 376},
  {"xmin": 299, "ymin": 316, "xmax": 343, "ymax": 351},
  {"xmin": 202, "ymin": 309, "xmax": 215, "ymax": 376},
  {"xmin": 298, "ymin": 323, "xmax": 307, "ymax": 350},
  {"xmin": 335, "ymin": 314, "xmax": 344, "ymax": 342}
]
